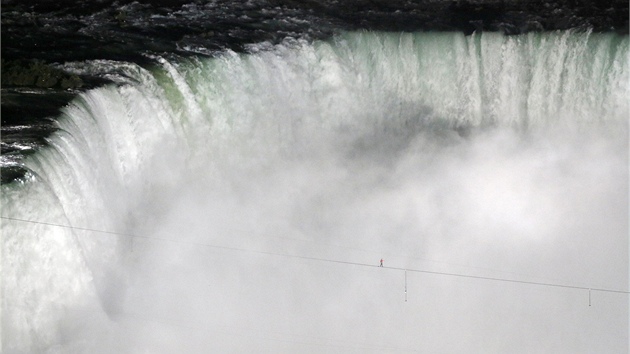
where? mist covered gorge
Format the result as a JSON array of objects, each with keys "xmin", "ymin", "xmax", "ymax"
[{"xmin": 1, "ymin": 1, "xmax": 629, "ymax": 353}]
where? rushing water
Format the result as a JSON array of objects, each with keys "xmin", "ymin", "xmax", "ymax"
[{"xmin": 2, "ymin": 31, "xmax": 629, "ymax": 353}]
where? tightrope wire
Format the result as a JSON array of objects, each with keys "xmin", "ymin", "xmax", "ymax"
[{"xmin": 2, "ymin": 215, "xmax": 628, "ymax": 295}]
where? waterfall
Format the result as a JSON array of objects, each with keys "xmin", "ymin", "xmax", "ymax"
[{"xmin": 2, "ymin": 31, "xmax": 628, "ymax": 353}]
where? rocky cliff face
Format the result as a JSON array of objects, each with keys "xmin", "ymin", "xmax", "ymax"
[{"xmin": 1, "ymin": 0, "xmax": 628, "ymax": 183}]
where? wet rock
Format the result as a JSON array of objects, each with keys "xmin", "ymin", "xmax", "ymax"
[
  {"xmin": 60, "ymin": 75, "xmax": 83, "ymax": 89},
  {"xmin": 1, "ymin": 59, "xmax": 83, "ymax": 89}
]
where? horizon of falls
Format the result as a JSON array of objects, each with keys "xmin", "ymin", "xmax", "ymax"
[{"xmin": 2, "ymin": 30, "xmax": 629, "ymax": 353}]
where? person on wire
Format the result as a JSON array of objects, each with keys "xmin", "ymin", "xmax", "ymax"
[{"xmin": 379, "ymin": 259, "xmax": 384, "ymax": 267}]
